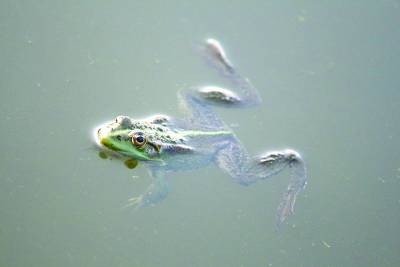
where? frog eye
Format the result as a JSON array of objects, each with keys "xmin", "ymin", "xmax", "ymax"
[{"xmin": 131, "ymin": 132, "xmax": 147, "ymax": 147}]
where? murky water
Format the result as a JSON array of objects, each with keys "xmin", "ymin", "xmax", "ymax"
[{"xmin": 1, "ymin": 1, "xmax": 399, "ymax": 266}]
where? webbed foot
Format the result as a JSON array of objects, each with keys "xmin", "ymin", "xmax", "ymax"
[
  {"xmin": 258, "ymin": 149, "xmax": 307, "ymax": 227},
  {"xmin": 217, "ymin": 146, "xmax": 307, "ymax": 228},
  {"xmin": 124, "ymin": 188, "xmax": 168, "ymax": 209},
  {"xmin": 124, "ymin": 195, "xmax": 145, "ymax": 209},
  {"xmin": 124, "ymin": 191, "xmax": 160, "ymax": 209},
  {"xmin": 123, "ymin": 168, "xmax": 169, "ymax": 210},
  {"xmin": 276, "ymin": 189, "xmax": 297, "ymax": 226}
]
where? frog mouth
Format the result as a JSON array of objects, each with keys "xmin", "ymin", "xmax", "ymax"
[{"xmin": 93, "ymin": 125, "xmax": 124, "ymax": 158}]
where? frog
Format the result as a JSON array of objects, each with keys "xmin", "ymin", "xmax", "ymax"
[{"xmin": 94, "ymin": 38, "xmax": 307, "ymax": 227}]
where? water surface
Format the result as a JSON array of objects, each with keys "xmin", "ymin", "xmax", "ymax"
[{"xmin": 1, "ymin": 1, "xmax": 399, "ymax": 266}]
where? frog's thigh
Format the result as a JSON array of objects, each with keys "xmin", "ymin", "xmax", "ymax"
[{"xmin": 198, "ymin": 86, "xmax": 241, "ymax": 105}]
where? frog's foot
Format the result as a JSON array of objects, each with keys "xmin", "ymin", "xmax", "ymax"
[
  {"xmin": 124, "ymin": 191, "xmax": 164, "ymax": 210},
  {"xmin": 217, "ymin": 145, "xmax": 307, "ymax": 228},
  {"xmin": 124, "ymin": 169, "xmax": 170, "ymax": 210},
  {"xmin": 124, "ymin": 188, "xmax": 168, "ymax": 210},
  {"xmin": 276, "ymin": 189, "xmax": 297, "ymax": 226},
  {"xmin": 198, "ymin": 38, "xmax": 261, "ymax": 106},
  {"xmin": 257, "ymin": 149, "xmax": 307, "ymax": 227},
  {"xmin": 204, "ymin": 38, "xmax": 235, "ymax": 74},
  {"xmin": 124, "ymin": 195, "xmax": 145, "ymax": 209},
  {"xmin": 198, "ymin": 86, "xmax": 241, "ymax": 105}
]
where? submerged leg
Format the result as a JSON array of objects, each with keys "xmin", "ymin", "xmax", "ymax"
[
  {"xmin": 178, "ymin": 88, "xmax": 228, "ymax": 130},
  {"xmin": 255, "ymin": 149, "xmax": 307, "ymax": 226},
  {"xmin": 125, "ymin": 168, "xmax": 169, "ymax": 209},
  {"xmin": 179, "ymin": 39, "xmax": 264, "ymax": 130},
  {"xmin": 180, "ymin": 38, "xmax": 307, "ymax": 227},
  {"xmin": 216, "ymin": 143, "xmax": 307, "ymax": 227},
  {"xmin": 199, "ymin": 38, "xmax": 262, "ymax": 107}
]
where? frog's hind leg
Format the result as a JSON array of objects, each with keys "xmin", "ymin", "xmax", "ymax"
[
  {"xmin": 198, "ymin": 38, "xmax": 262, "ymax": 107},
  {"xmin": 255, "ymin": 149, "xmax": 307, "ymax": 227},
  {"xmin": 178, "ymin": 84, "xmax": 255, "ymax": 130},
  {"xmin": 179, "ymin": 39, "xmax": 263, "ymax": 130},
  {"xmin": 215, "ymin": 143, "xmax": 307, "ymax": 228},
  {"xmin": 178, "ymin": 88, "xmax": 228, "ymax": 130}
]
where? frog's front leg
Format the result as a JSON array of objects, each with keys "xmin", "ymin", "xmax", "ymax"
[
  {"xmin": 126, "ymin": 167, "xmax": 169, "ymax": 209},
  {"xmin": 216, "ymin": 142, "xmax": 307, "ymax": 227}
]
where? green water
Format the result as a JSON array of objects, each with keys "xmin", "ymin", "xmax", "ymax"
[{"xmin": 1, "ymin": 1, "xmax": 399, "ymax": 266}]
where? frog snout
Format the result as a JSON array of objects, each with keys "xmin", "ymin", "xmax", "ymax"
[
  {"xmin": 97, "ymin": 127, "xmax": 110, "ymax": 141},
  {"xmin": 94, "ymin": 125, "xmax": 111, "ymax": 147}
]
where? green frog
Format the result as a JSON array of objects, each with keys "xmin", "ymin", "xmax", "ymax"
[{"xmin": 94, "ymin": 38, "xmax": 307, "ymax": 227}]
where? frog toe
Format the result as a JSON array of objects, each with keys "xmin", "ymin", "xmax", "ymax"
[{"xmin": 124, "ymin": 195, "xmax": 145, "ymax": 210}]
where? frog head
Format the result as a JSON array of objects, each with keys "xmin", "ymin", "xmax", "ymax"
[{"xmin": 94, "ymin": 115, "xmax": 189, "ymax": 161}]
